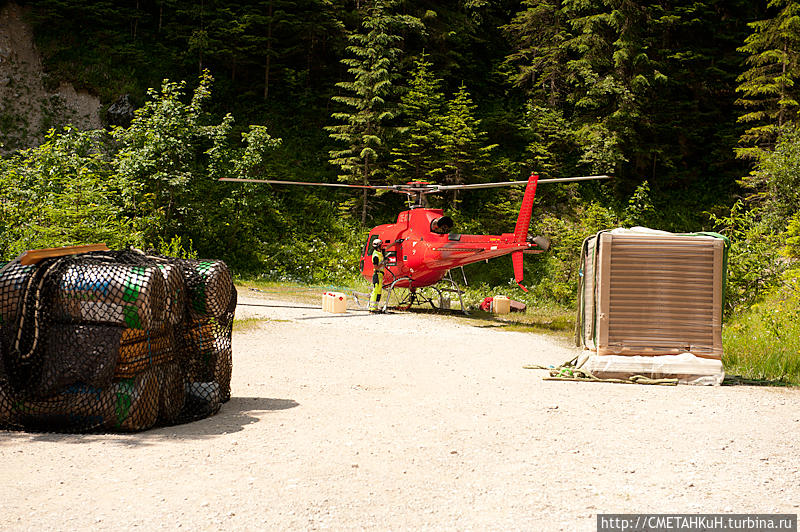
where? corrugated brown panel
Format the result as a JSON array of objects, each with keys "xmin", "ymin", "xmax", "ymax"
[{"xmin": 596, "ymin": 233, "xmax": 723, "ymax": 359}]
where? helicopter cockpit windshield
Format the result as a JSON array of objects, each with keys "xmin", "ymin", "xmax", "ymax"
[{"xmin": 430, "ymin": 216, "xmax": 454, "ymax": 235}]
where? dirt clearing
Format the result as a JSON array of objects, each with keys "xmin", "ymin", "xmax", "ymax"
[{"xmin": 3, "ymin": 288, "xmax": 799, "ymax": 530}]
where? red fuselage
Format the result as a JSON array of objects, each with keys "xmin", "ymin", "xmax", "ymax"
[{"xmin": 360, "ymin": 207, "xmax": 538, "ymax": 289}]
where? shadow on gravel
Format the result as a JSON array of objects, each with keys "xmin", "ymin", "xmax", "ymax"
[
  {"xmin": 238, "ymin": 302, "xmax": 319, "ymax": 310},
  {"xmin": 295, "ymin": 313, "xmax": 371, "ymax": 320},
  {"xmin": 0, "ymin": 397, "xmax": 300, "ymax": 445},
  {"xmin": 722, "ymin": 376, "xmax": 796, "ymax": 387},
  {"xmin": 398, "ymin": 306, "xmax": 574, "ymax": 334}
]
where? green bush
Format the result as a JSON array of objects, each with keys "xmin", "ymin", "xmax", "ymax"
[
  {"xmin": 723, "ymin": 273, "xmax": 800, "ymax": 384},
  {"xmin": 531, "ymin": 202, "xmax": 619, "ymax": 304},
  {"xmin": 253, "ymin": 225, "xmax": 367, "ymax": 286},
  {"xmin": 708, "ymin": 201, "xmax": 784, "ymax": 313},
  {"xmin": 0, "ymin": 128, "xmax": 141, "ymax": 258},
  {"xmin": 0, "ymin": 73, "xmax": 282, "ymax": 267}
]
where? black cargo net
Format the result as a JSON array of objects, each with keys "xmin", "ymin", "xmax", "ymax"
[{"xmin": 0, "ymin": 250, "xmax": 236, "ymax": 432}]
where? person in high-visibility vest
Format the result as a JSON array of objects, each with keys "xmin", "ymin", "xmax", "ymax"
[{"xmin": 369, "ymin": 238, "xmax": 385, "ymax": 312}]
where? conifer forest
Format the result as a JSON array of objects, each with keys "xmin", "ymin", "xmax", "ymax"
[{"xmin": 2, "ymin": 0, "xmax": 800, "ymax": 344}]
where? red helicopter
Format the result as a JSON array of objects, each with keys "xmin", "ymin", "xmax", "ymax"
[{"xmin": 220, "ymin": 173, "xmax": 609, "ymax": 311}]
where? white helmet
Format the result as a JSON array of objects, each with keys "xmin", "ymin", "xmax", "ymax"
[{"xmin": 372, "ymin": 237, "xmax": 382, "ymax": 248}]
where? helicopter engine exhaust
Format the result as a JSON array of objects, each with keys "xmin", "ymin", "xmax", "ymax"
[{"xmin": 430, "ymin": 216, "xmax": 454, "ymax": 234}]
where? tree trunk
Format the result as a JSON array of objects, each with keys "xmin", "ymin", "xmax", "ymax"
[
  {"xmin": 199, "ymin": 0, "xmax": 205, "ymax": 73},
  {"xmin": 132, "ymin": 0, "xmax": 140, "ymax": 41},
  {"xmin": 780, "ymin": 39, "xmax": 788, "ymax": 128},
  {"xmin": 264, "ymin": 0, "xmax": 274, "ymax": 100},
  {"xmin": 306, "ymin": 36, "xmax": 314, "ymax": 90},
  {"xmin": 362, "ymin": 158, "xmax": 369, "ymax": 225}
]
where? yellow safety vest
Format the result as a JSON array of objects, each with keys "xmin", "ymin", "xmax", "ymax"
[{"xmin": 371, "ymin": 249, "xmax": 384, "ymax": 273}]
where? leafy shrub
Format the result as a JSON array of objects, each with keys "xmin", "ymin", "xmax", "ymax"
[
  {"xmin": 0, "ymin": 128, "xmax": 140, "ymax": 258},
  {"xmin": 708, "ymin": 201, "xmax": 784, "ymax": 313},
  {"xmin": 623, "ymin": 181, "xmax": 657, "ymax": 228},
  {"xmin": 154, "ymin": 235, "xmax": 198, "ymax": 259},
  {"xmin": 744, "ymin": 126, "xmax": 800, "ymax": 233},
  {"xmin": 723, "ymin": 273, "xmax": 800, "ymax": 384},
  {"xmin": 0, "ymin": 72, "xmax": 282, "ymax": 268},
  {"xmin": 531, "ymin": 202, "xmax": 619, "ymax": 304}
]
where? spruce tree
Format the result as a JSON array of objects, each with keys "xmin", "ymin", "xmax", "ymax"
[
  {"xmin": 389, "ymin": 54, "xmax": 446, "ymax": 183},
  {"xmin": 736, "ymin": 0, "xmax": 800, "ymax": 160},
  {"xmin": 502, "ymin": 0, "xmax": 571, "ymax": 107},
  {"xmin": 326, "ymin": 0, "xmax": 422, "ymax": 223},
  {"xmin": 433, "ymin": 84, "xmax": 497, "ymax": 189},
  {"xmin": 561, "ymin": 0, "xmax": 665, "ymax": 179}
]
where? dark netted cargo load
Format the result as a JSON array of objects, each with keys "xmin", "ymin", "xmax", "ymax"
[{"xmin": 0, "ymin": 249, "xmax": 236, "ymax": 432}]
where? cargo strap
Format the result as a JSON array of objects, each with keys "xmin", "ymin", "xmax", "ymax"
[
  {"xmin": 12, "ymin": 258, "xmax": 65, "ymax": 360},
  {"xmin": 524, "ymin": 356, "xmax": 679, "ymax": 386},
  {"xmin": 12, "ymin": 251, "xmax": 126, "ymax": 361}
]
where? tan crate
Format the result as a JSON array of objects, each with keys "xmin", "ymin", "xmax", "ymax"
[{"xmin": 579, "ymin": 229, "xmax": 726, "ymax": 360}]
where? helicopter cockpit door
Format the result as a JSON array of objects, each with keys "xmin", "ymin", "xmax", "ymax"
[{"xmin": 361, "ymin": 233, "xmax": 380, "ymax": 276}]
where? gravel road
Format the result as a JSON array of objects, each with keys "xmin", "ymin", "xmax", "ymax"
[{"xmin": 3, "ymin": 288, "xmax": 799, "ymax": 531}]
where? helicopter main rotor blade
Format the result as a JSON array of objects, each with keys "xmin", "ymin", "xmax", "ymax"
[
  {"xmin": 218, "ymin": 177, "xmax": 397, "ymax": 190},
  {"xmin": 433, "ymin": 174, "xmax": 611, "ymax": 191}
]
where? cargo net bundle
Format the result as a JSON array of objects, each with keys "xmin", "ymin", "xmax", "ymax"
[{"xmin": 0, "ymin": 250, "xmax": 236, "ymax": 432}]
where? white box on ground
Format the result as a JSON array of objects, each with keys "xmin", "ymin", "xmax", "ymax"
[
  {"xmin": 492, "ymin": 295, "xmax": 510, "ymax": 314},
  {"xmin": 322, "ymin": 292, "xmax": 347, "ymax": 313}
]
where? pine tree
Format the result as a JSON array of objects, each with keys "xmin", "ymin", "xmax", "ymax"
[
  {"xmin": 389, "ymin": 54, "xmax": 446, "ymax": 183},
  {"xmin": 502, "ymin": 0, "xmax": 756, "ymax": 196},
  {"xmin": 326, "ymin": 0, "xmax": 422, "ymax": 223},
  {"xmin": 736, "ymin": 0, "xmax": 800, "ymax": 160},
  {"xmin": 224, "ymin": 0, "xmax": 300, "ymax": 100}
]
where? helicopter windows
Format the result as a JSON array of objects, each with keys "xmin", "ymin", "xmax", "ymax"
[
  {"xmin": 364, "ymin": 234, "xmax": 379, "ymax": 255},
  {"xmin": 430, "ymin": 216, "xmax": 454, "ymax": 234}
]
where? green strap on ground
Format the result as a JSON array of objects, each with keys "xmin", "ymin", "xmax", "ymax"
[{"xmin": 524, "ymin": 357, "xmax": 679, "ymax": 386}]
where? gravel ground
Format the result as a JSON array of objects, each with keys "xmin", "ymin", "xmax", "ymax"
[{"xmin": 3, "ymin": 288, "xmax": 800, "ymax": 531}]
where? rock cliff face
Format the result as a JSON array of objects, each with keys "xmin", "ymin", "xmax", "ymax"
[{"xmin": 0, "ymin": 2, "xmax": 101, "ymax": 153}]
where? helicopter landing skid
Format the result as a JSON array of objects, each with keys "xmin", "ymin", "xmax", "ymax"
[{"xmin": 382, "ymin": 270, "xmax": 468, "ymax": 314}]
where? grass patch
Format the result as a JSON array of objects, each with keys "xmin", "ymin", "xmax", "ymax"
[
  {"xmin": 233, "ymin": 317, "xmax": 269, "ymax": 332},
  {"xmin": 454, "ymin": 306, "xmax": 575, "ymax": 338},
  {"xmin": 236, "ymin": 279, "xmax": 576, "ymax": 339},
  {"xmin": 233, "ymin": 317, "xmax": 292, "ymax": 332},
  {"xmin": 236, "ymin": 278, "xmax": 370, "ymax": 306},
  {"xmin": 723, "ymin": 279, "xmax": 800, "ymax": 386}
]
